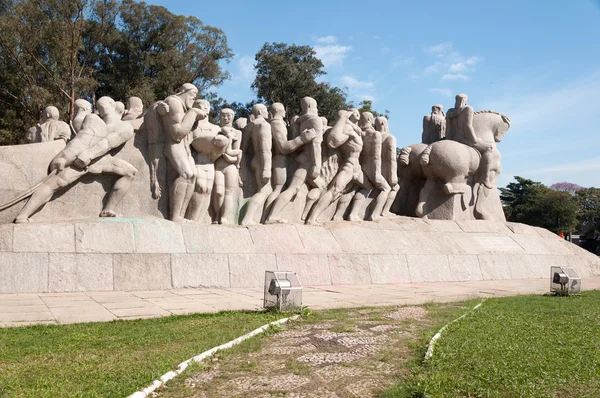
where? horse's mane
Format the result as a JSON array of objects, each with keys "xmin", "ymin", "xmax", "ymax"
[{"xmin": 475, "ymin": 110, "xmax": 511, "ymax": 127}]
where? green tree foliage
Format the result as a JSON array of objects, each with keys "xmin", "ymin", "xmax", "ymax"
[
  {"xmin": 251, "ymin": 42, "xmax": 349, "ymax": 122},
  {"xmin": 355, "ymin": 99, "xmax": 390, "ymax": 120},
  {"xmin": 500, "ymin": 176, "xmax": 579, "ymax": 233},
  {"xmin": 0, "ymin": 0, "xmax": 233, "ymax": 145},
  {"xmin": 576, "ymin": 188, "xmax": 600, "ymax": 236}
]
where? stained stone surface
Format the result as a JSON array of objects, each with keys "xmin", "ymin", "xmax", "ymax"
[{"xmin": 0, "ymin": 218, "xmax": 598, "ymax": 293}]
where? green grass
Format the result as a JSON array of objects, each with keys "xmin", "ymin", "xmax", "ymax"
[
  {"xmin": 382, "ymin": 291, "xmax": 600, "ymax": 398},
  {"xmin": 0, "ymin": 311, "xmax": 284, "ymax": 398}
]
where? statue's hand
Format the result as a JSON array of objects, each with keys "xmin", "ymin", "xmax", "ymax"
[
  {"xmin": 300, "ymin": 128, "xmax": 317, "ymax": 143},
  {"xmin": 156, "ymin": 101, "xmax": 169, "ymax": 116},
  {"xmin": 74, "ymin": 152, "xmax": 92, "ymax": 169},
  {"xmin": 50, "ymin": 157, "xmax": 66, "ymax": 172},
  {"xmin": 261, "ymin": 170, "xmax": 271, "ymax": 185},
  {"xmin": 191, "ymin": 108, "xmax": 207, "ymax": 120},
  {"xmin": 238, "ymin": 175, "xmax": 244, "ymax": 188}
]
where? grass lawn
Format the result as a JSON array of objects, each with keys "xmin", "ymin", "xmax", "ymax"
[
  {"xmin": 383, "ymin": 291, "xmax": 600, "ymax": 398},
  {"xmin": 0, "ymin": 311, "xmax": 284, "ymax": 398}
]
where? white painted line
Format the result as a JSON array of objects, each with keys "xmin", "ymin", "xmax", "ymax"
[
  {"xmin": 424, "ymin": 300, "xmax": 485, "ymax": 361},
  {"xmin": 127, "ymin": 315, "xmax": 299, "ymax": 398}
]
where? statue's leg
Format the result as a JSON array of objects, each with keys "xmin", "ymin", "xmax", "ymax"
[
  {"xmin": 416, "ymin": 179, "xmax": 436, "ymax": 218},
  {"xmin": 348, "ymin": 172, "xmax": 371, "ymax": 221},
  {"xmin": 333, "ymin": 187, "xmax": 354, "ymax": 221},
  {"xmin": 367, "ymin": 179, "xmax": 391, "ymax": 221},
  {"xmin": 241, "ymin": 169, "xmax": 272, "ymax": 226},
  {"xmin": 266, "ymin": 166, "xmax": 308, "ymax": 224},
  {"xmin": 15, "ymin": 168, "xmax": 85, "ymax": 223},
  {"xmin": 382, "ymin": 184, "xmax": 400, "ymax": 217},
  {"xmin": 263, "ymin": 156, "xmax": 286, "ymax": 222},
  {"xmin": 90, "ymin": 156, "xmax": 138, "ymax": 217},
  {"xmin": 166, "ymin": 145, "xmax": 195, "ymax": 222},
  {"xmin": 220, "ymin": 165, "xmax": 238, "ymax": 225},
  {"xmin": 309, "ymin": 163, "xmax": 352, "ymax": 224},
  {"xmin": 186, "ymin": 165, "xmax": 213, "ymax": 223},
  {"xmin": 212, "ymin": 167, "xmax": 225, "ymax": 224}
]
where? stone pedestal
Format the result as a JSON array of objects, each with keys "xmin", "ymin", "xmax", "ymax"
[{"xmin": 0, "ymin": 217, "xmax": 598, "ymax": 294}]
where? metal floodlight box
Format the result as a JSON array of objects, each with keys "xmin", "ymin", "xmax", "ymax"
[
  {"xmin": 550, "ymin": 266, "xmax": 581, "ymax": 296},
  {"xmin": 264, "ymin": 271, "xmax": 302, "ymax": 311}
]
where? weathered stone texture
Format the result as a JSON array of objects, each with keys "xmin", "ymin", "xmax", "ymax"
[{"xmin": 48, "ymin": 253, "xmax": 113, "ymax": 292}]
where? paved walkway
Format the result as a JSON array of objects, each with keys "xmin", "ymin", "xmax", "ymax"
[{"xmin": 2, "ymin": 277, "xmax": 600, "ymax": 327}]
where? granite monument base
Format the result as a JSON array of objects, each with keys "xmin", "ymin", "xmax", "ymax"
[{"xmin": 0, "ymin": 217, "xmax": 598, "ymax": 294}]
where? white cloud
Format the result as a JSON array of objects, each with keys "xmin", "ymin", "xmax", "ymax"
[
  {"xmin": 238, "ymin": 55, "xmax": 255, "ymax": 80},
  {"xmin": 358, "ymin": 94, "xmax": 376, "ymax": 102},
  {"xmin": 380, "ymin": 47, "xmax": 391, "ymax": 55},
  {"xmin": 429, "ymin": 88, "xmax": 453, "ymax": 97},
  {"xmin": 392, "ymin": 56, "xmax": 414, "ymax": 68},
  {"xmin": 372, "ymin": 35, "xmax": 381, "ymax": 40},
  {"xmin": 340, "ymin": 75, "xmax": 374, "ymax": 90},
  {"xmin": 441, "ymin": 73, "xmax": 469, "ymax": 81},
  {"xmin": 449, "ymin": 62, "xmax": 467, "ymax": 72},
  {"xmin": 425, "ymin": 42, "xmax": 452, "ymax": 55},
  {"xmin": 423, "ymin": 62, "xmax": 444, "ymax": 74},
  {"xmin": 316, "ymin": 35, "xmax": 337, "ymax": 44},
  {"xmin": 314, "ymin": 44, "xmax": 352, "ymax": 67}
]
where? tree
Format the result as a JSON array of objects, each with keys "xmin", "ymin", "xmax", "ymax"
[
  {"xmin": 0, "ymin": 0, "xmax": 233, "ymax": 145},
  {"xmin": 499, "ymin": 176, "xmax": 547, "ymax": 222},
  {"xmin": 500, "ymin": 176, "xmax": 579, "ymax": 233},
  {"xmin": 355, "ymin": 99, "xmax": 390, "ymax": 119},
  {"xmin": 576, "ymin": 188, "xmax": 600, "ymax": 235},
  {"xmin": 251, "ymin": 42, "xmax": 350, "ymax": 122},
  {"xmin": 550, "ymin": 182, "xmax": 585, "ymax": 195}
]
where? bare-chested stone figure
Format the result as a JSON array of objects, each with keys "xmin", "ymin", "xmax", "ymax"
[
  {"xmin": 72, "ymin": 99, "xmax": 92, "ymax": 135},
  {"xmin": 301, "ymin": 116, "xmax": 331, "ymax": 221},
  {"xmin": 340, "ymin": 112, "xmax": 390, "ymax": 221},
  {"xmin": 240, "ymin": 104, "xmax": 272, "ymax": 226},
  {"xmin": 186, "ymin": 100, "xmax": 228, "ymax": 223},
  {"xmin": 147, "ymin": 83, "xmax": 205, "ymax": 221},
  {"xmin": 422, "ymin": 104, "xmax": 446, "ymax": 144},
  {"xmin": 15, "ymin": 96, "xmax": 137, "ymax": 222},
  {"xmin": 212, "ymin": 108, "xmax": 243, "ymax": 224},
  {"xmin": 265, "ymin": 98, "xmax": 319, "ymax": 224},
  {"xmin": 375, "ymin": 116, "xmax": 399, "ymax": 217},
  {"xmin": 306, "ymin": 108, "xmax": 363, "ymax": 225},
  {"xmin": 25, "ymin": 106, "xmax": 71, "ymax": 144},
  {"xmin": 122, "ymin": 97, "xmax": 144, "ymax": 121}
]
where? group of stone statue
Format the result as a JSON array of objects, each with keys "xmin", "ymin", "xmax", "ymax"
[{"xmin": 0, "ymin": 83, "xmax": 511, "ymax": 225}]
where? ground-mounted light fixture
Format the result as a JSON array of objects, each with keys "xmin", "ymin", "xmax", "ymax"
[
  {"xmin": 263, "ymin": 271, "xmax": 302, "ymax": 311},
  {"xmin": 550, "ymin": 266, "xmax": 581, "ymax": 296}
]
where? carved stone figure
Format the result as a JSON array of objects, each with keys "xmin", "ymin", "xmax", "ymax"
[
  {"xmin": 340, "ymin": 112, "xmax": 390, "ymax": 221},
  {"xmin": 240, "ymin": 104, "xmax": 272, "ymax": 226},
  {"xmin": 72, "ymin": 99, "xmax": 92, "ymax": 134},
  {"xmin": 301, "ymin": 116, "xmax": 331, "ymax": 221},
  {"xmin": 145, "ymin": 83, "xmax": 205, "ymax": 222},
  {"xmin": 15, "ymin": 96, "xmax": 137, "ymax": 222},
  {"xmin": 306, "ymin": 108, "xmax": 362, "ymax": 225},
  {"xmin": 265, "ymin": 99, "xmax": 319, "ymax": 224},
  {"xmin": 422, "ymin": 104, "xmax": 445, "ymax": 144},
  {"xmin": 25, "ymin": 106, "xmax": 71, "ymax": 144},
  {"xmin": 212, "ymin": 108, "xmax": 242, "ymax": 224},
  {"xmin": 375, "ymin": 117, "xmax": 399, "ymax": 217},
  {"xmin": 122, "ymin": 97, "xmax": 144, "ymax": 121},
  {"xmin": 185, "ymin": 100, "xmax": 228, "ymax": 223}
]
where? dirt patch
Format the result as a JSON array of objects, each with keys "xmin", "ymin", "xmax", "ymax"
[{"xmin": 156, "ymin": 306, "xmax": 431, "ymax": 397}]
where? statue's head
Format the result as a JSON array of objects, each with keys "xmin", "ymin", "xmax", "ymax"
[
  {"xmin": 359, "ymin": 112, "xmax": 374, "ymax": 128},
  {"xmin": 220, "ymin": 108, "xmax": 234, "ymax": 127},
  {"xmin": 194, "ymin": 99, "xmax": 211, "ymax": 114},
  {"xmin": 269, "ymin": 102, "xmax": 285, "ymax": 120},
  {"xmin": 234, "ymin": 117, "xmax": 248, "ymax": 130},
  {"xmin": 96, "ymin": 96, "xmax": 116, "ymax": 119},
  {"xmin": 74, "ymin": 99, "xmax": 92, "ymax": 115},
  {"xmin": 177, "ymin": 83, "xmax": 199, "ymax": 109},
  {"xmin": 252, "ymin": 103, "xmax": 268, "ymax": 119},
  {"xmin": 126, "ymin": 96, "xmax": 143, "ymax": 111},
  {"xmin": 320, "ymin": 116, "xmax": 328, "ymax": 132},
  {"xmin": 115, "ymin": 101, "xmax": 125, "ymax": 118},
  {"xmin": 300, "ymin": 97, "xmax": 318, "ymax": 115},
  {"xmin": 42, "ymin": 106, "xmax": 59, "ymax": 122},
  {"xmin": 348, "ymin": 108, "xmax": 360, "ymax": 124},
  {"xmin": 455, "ymin": 94, "xmax": 468, "ymax": 109},
  {"xmin": 375, "ymin": 116, "xmax": 388, "ymax": 133},
  {"xmin": 432, "ymin": 104, "xmax": 444, "ymax": 116}
]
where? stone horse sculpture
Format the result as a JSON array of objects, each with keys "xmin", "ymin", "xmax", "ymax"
[{"xmin": 397, "ymin": 110, "xmax": 510, "ymax": 221}]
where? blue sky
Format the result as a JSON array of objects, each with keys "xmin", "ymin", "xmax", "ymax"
[{"xmin": 148, "ymin": 0, "xmax": 600, "ymax": 188}]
